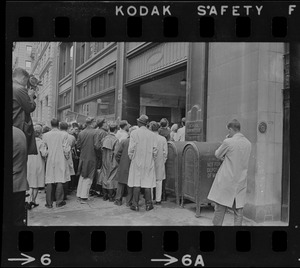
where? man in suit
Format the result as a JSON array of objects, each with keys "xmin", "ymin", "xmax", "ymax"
[
  {"xmin": 208, "ymin": 119, "xmax": 252, "ymax": 226},
  {"xmin": 76, "ymin": 117, "xmax": 98, "ymax": 203},
  {"xmin": 13, "ymin": 126, "xmax": 28, "ymax": 225}
]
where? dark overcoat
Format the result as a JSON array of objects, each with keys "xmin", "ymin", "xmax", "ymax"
[
  {"xmin": 12, "ymin": 82, "xmax": 37, "ymax": 155},
  {"xmin": 13, "ymin": 126, "xmax": 29, "ymax": 192},
  {"xmin": 77, "ymin": 127, "xmax": 98, "ymax": 179},
  {"xmin": 115, "ymin": 138, "xmax": 131, "ymax": 184}
]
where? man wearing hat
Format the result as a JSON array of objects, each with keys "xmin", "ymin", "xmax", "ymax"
[
  {"xmin": 127, "ymin": 114, "xmax": 158, "ymax": 211},
  {"xmin": 98, "ymin": 122, "xmax": 119, "ymax": 201},
  {"xmin": 116, "ymin": 120, "xmax": 129, "ymax": 142},
  {"xmin": 76, "ymin": 117, "xmax": 98, "ymax": 203}
]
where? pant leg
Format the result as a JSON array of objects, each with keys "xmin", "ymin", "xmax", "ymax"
[
  {"xmin": 232, "ymin": 199, "xmax": 244, "ymax": 226},
  {"xmin": 63, "ymin": 182, "xmax": 68, "ymax": 200},
  {"xmin": 13, "ymin": 191, "xmax": 26, "ymax": 226},
  {"xmin": 132, "ymin": 187, "xmax": 141, "ymax": 207},
  {"xmin": 46, "ymin": 183, "xmax": 53, "ymax": 206},
  {"xmin": 144, "ymin": 188, "xmax": 152, "ymax": 205},
  {"xmin": 126, "ymin": 186, "xmax": 133, "ymax": 205},
  {"xmin": 162, "ymin": 179, "xmax": 167, "ymax": 200},
  {"xmin": 76, "ymin": 176, "xmax": 84, "ymax": 198},
  {"xmin": 79, "ymin": 178, "xmax": 92, "ymax": 199},
  {"xmin": 55, "ymin": 183, "xmax": 64, "ymax": 205},
  {"xmin": 212, "ymin": 202, "xmax": 227, "ymax": 226},
  {"xmin": 115, "ymin": 183, "xmax": 125, "ymax": 201},
  {"xmin": 155, "ymin": 181, "xmax": 162, "ymax": 202},
  {"xmin": 51, "ymin": 183, "xmax": 57, "ymax": 201}
]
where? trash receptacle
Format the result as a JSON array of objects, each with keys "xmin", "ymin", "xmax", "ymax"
[
  {"xmin": 165, "ymin": 141, "xmax": 188, "ymax": 205},
  {"xmin": 181, "ymin": 142, "xmax": 222, "ymax": 217}
]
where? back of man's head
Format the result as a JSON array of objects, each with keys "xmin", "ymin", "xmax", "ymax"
[
  {"xmin": 160, "ymin": 118, "xmax": 168, "ymax": 128},
  {"xmin": 51, "ymin": 118, "xmax": 59, "ymax": 128},
  {"xmin": 12, "ymin": 67, "xmax": 30, "ymax": 87},
  {"xmin": 119, "ymin": 120, "xmax": 128, "ymax": 129},
  {"xmin": 59, "ymin": 121, "xmax": 69, "ymax": 131},
  {"xmin": 227, "ymin": 119, "xmax": 241, "ymax": 132}
]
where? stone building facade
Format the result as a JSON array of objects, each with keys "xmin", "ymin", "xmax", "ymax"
[
  {"xmin": 30, "ymin": 42, "xmax": 59, "ymax": 126},
  {"xmin": 12, "ymin": 42, "xmax": 34, "ymax": 72},
  {"xmin": 56, "ymin": 42, "xmax": 288, "ymax": 224}
]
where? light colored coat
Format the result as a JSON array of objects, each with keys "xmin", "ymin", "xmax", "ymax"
[
  {"xmin": 154, "ymin": 132, "xmax": 168, "ymax": 181},
  {"xmin": 127, "ymin": 126, "xmax": 158, "ymax": 188},
  {"xmin": 177, "ymin": 126, "xmax": 185, "ymax": 141},
  {"xmin": 43, "ymin": 128, "xmax": 71, "ymax": 184},
  {"xmin": 116, "ymin": 129, "xmax": 129, "ymax": 142},
  {"xmin": 207, "ymin": 132, "xmax": 251, "ymax": 208},
  {"xmin": 27, "ymin": 137, "xmax": 48, "ymax": 188}
]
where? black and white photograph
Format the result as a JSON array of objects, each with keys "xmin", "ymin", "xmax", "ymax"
[{"xmin": 12, "ymin": 41, "xmax": 290, "ymax": 227}]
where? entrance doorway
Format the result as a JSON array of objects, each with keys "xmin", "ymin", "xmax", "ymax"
[{"xmin": 139, "ymin": 70, "xmax": 186, "ymax": 125}]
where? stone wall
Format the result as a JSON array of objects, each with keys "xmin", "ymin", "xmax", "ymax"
[{"xmin": 206, "ymin": 43, "xmax": 284, "ymax": 222}]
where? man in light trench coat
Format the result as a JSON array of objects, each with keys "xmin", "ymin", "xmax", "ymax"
[
  {"xmin": 207, "ymin": 119, "xmax": 251, "ymax": 226},
  {"xmin": 127, "ymin": 114, "xmax": 158, "ymax": 212}
]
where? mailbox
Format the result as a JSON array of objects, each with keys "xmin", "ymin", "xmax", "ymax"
[
  {"xmin": 181, "ymin": 142, "xmax": 222, "ymax": 217},
  {"xmin": 165, "ymin": 141, "xmax": 189, "ymax": 205}
]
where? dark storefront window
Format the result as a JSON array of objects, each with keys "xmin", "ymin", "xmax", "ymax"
[
  {"xmin": 96, "ymin": 92, "xmax": 115, "ymax": 116},
  {"xmin": 75, "ymin": 92, "xmax": 115, "ymax": 117}
]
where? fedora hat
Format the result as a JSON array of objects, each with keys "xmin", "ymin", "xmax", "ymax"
[{"xmin": 137, "ymin": 114, "xmax": 149, "ymax": 125}]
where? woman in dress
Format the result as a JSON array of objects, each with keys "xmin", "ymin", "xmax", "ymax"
[{"xmin": 27, "ymin": 124, "xmax": 48, "ymax": 209}]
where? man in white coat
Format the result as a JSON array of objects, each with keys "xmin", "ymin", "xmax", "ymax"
[
  {"xmin": 127, "ymin": 115, "xmax": 158, "ymax": 211},
  {"xmin": 149, "ymin": 121, "xmax": 168, "ymax": 205},
  {"xmin": 43, "ymin": 118, "xmax": 71, "ymax": 208},
  {"xmin": 207, "ymin": 119, "xmax": 251, "ymax": 226}
]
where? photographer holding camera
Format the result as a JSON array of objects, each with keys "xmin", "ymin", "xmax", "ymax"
[{"xmin": 12, "ymin": 68, "xmax": 41, "ymax": 155}]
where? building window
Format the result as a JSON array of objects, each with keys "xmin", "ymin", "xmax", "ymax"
[
  {"xmin": 58, "ymin": 90, "xmax": 71, "ymax": 108},
  {"xmin": 26, "ymin": 45, "xmax": 32, "ymax": 55},
  {"xmin": 75, "ymin": 67, "xmax": 116, "ymax": 102},
  {"xmin": 59, "ymin": 43, "xmax": 73, "ymax": 80},
  {"xmin": 96, "ymin": 92, "xmax": 115, "ymax": 116},
  {"xmin": 75, "ymin": 92, "xmax": 115, "ymax": 117},
  {"xmin": 45, "ymin": 96, "xmax": 48, "ymax": 107},
  {"xmin": 25, "ymin": 60, "xmax": 31, "ymax": 69},
  {"xmin": 70, "ymin": 45, "xmax": 73, "ymax": 72}
]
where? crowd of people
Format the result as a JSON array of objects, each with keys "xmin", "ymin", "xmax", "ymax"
[
  {"xmin": 12, "ymin": 67, "xmax": 189, "ymax": 225},
  {"xmin": 12, "ymin": 66, "xmax": 252, "ymax": 226},
  {"xmin": 24, "ymin": 114, "xmax": 187, "ymax": 213}
]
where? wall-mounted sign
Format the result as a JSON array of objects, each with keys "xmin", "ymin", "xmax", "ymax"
[{"xmin": 258, "ymin": 122, "xmax": 267, "ymax": 134}]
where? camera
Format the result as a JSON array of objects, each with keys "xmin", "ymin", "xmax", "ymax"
[{"xmin": 27, "ymin": 74, "xmax": 42, "ymax": 99}]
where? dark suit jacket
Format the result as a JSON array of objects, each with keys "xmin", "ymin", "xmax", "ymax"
[
  {"xmin": 13, "ymin": 126, "xmax": 29, "ymax": 192},
  {"xmin": 115, "ymin": 138, "xmax": 131, "ymax": 184},
  {"xmin": 12, "ymin": 82, "xmax": 37, "ymax": 155}
]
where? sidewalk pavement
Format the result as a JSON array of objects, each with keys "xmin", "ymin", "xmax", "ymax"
[{"xmin": 27, "ymin": 190, "xmax": 259, "ymax": 226}]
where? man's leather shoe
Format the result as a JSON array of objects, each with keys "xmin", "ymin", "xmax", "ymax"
[
  {"xmin": 56, "ymin": 201, "xmax": 66, "ymax": 207},
  {"xmin": 103, "ymin": 195, "xmax": 109, "ymax": 201},
  {"xmin": 146, "ymin": 204, "xmax": 154, "ymax": 211},
  {"xmin": 130, "ymin": 205, "xmax": 139, "ymax": 211},
  {"xmin": 114, "ymin": 200, "xmax": 122, "ymax": 206}
]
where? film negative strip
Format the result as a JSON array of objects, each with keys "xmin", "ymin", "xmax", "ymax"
[{"xmin": 4, "ymin": 0, "xmax": 300, "ymax": 267}]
